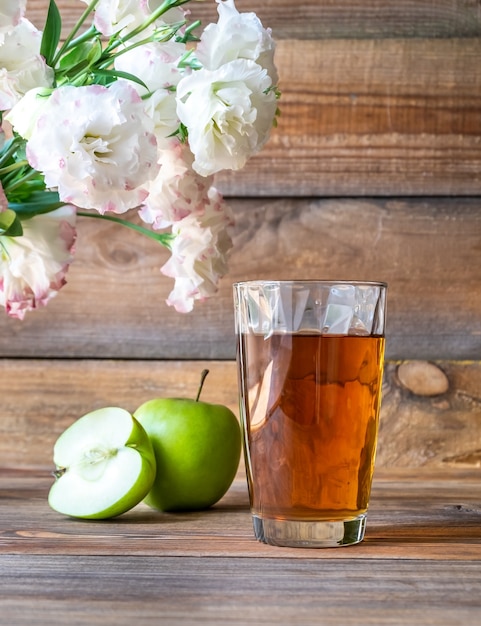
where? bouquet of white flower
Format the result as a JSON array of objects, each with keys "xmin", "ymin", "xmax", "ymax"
[{"xmin": 0, "ymin": 0, "xmax": 279, "ymax": 318}]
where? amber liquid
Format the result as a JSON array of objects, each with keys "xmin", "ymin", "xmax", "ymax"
[{"xmin": 237, "ymin": 333, "xmax": 385, "ymax": 522}]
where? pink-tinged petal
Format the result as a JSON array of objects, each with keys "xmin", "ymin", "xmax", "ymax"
[
  {"xmin": 0, "ymin": 206, "xmax": 77, "ymax": 319},
  {"xmin": 176, "ymin": 59, "xmax": 277, "ymax": 177},
  {"xmin": 0, "ymin": 18, "xmax": 54, "ymax": 109},
  {"xmin": 159, "ymin": 186, "xmax": 234, "ymax": 313},
  {"xmin": 87, "ymin": 0, "xmax": 150, "ymax": 37},
  {"xmin": 0, "ymin": 0, "xmax": 26, "ymax": 31},
  {"xmin": 140, "ymin": 140, "xmax": 214, "ymax": 228},
  {"xmin": 0, "ymin": 183, "xmax": 8, "ymax": 212},
  {"xmin": 25, "ymin": 82, "xmax": 158, "ymax": 214}
]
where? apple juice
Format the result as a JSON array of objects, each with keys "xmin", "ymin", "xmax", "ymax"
[{"xmin": 237, "ymin": 333, "xmax": 385, "ymax": 522}]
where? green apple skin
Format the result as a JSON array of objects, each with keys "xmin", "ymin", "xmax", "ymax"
[
  {"xmin": 48, "ymin": 408, "xmax": 157, "ymax": 520},
  {"xmin": 134, "ymin": 398, "xmax": 241, "ymax": 512}
]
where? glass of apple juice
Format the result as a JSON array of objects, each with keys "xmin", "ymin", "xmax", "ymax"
[{"xmin": 233, "ymin": 280, "xmax": 387, "ymax": 548}]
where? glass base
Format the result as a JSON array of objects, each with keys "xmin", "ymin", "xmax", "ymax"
[{"xmin": 252, "ymin": 514, "xmax": 367, "ymax": 548}]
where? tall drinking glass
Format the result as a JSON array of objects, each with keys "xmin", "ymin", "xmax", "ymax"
[{"xmin": 233, "ymin": 280, "xmax": 387, "ymax": 547}]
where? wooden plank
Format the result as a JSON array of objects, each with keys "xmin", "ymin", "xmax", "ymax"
[
  {"xmin": 1, "ymin": 198, "xmax": 480, "ymax": 360},
  {"xmin": 379, "ymin": 361, "xmax": 481, "ymax": 468},
  {"xmin": 1, "ymin": 359, "xmax": 481, "ymax": 469},
  {"xmin": 2, "ymin": 469, "xmax": 481, "ymax": 562},
  {"xmin": 26, "ymin": 0, "xmax": 481, "ymax": 39},
  {"xmin": 21, "ymin": 4, "xmax": 481, "ymax": 196},
  {"xmin": 1, "ymin": 553, "xmax": 481, "ymax": 625},
  {"xmin": 216, "ymin": 37, "xmax": 481, "ymax": 197},
  {"xmin": 0, "ymin": 360, "xmax": 239, "ymax": 469}
]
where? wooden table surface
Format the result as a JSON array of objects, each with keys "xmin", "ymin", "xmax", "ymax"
[{"xmin": 1, "ymin": 467, "xmax": 481, "ymax": 625}]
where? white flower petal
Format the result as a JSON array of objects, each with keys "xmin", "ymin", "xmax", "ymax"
[
  {"xmin": 0, "ymin": 0, "xmax": 26, "ymax": 43},
  {"xmin": 26, "ymin": 83, "xmax": 159, "ymax": 214},
  {"xmin": 160, "ymin": 189, "xmax": 234, "ymax": 313},
  {"xmin": 196, "ymin": 0, "xmax": 278, "ymax": 84},
  {"xmin": 0, "ymin": 19, "xmax": 54, "ymax": 110},
  {"xmin": 85, "ymin": 0, "xmax": 149, "ymax": 36},
  {"xmin": 177, "ymin": 59, "xmax": 277, "ymax": 176},
  {"xmin": 139, "ymin": 139, "xmax": 214, "ymax": 227},
  {"xmin": 0, "ymin": 206, "xmax": 77, "ymax": 319},
  {"xmin": 5, "ymin": 87, "xmax": 52, "ymax": 139}
]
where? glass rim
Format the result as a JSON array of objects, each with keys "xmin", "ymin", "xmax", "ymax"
[{"xmin": 233, "ymin": 279, "xmax": 387, "ymax": 289}]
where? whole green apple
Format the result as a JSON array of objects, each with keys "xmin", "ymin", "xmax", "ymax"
[
  {"xmin": 48, "ymin": 406, "xmax": 156, "ymax": 519},
  {"xmin": 134, "ymin": 371, "xmax": 241, "ymax": 512}
]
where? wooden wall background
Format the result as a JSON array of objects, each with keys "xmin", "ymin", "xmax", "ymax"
[{"xmin": 1, "ymin": 0, "xmax": 481, "ymax": 470}]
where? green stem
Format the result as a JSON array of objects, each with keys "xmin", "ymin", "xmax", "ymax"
[
  {"xmin": 52, "ymin": 0, "xmax": 100, "ymax": 67},
  {"xmin": 0, "ymin": 137, "xmax": 24, "ymax": 170},
  {"xmin": 0, "ymin": 160, "xmax": 29, "ymax": 177},
  {"xmin": 76, "ymin": 210, "xmax": 174, "ymax": 249},
  {"xmin": 62, "ymin": 24, "xmax": 98, "ymax": 52},
  {"xmin": 179, "ymin": 19, "xmax": 201, "ymax": 43},
  {"xmin": 106, "ymin": 0, "xmax": 190, "ymax": 51},
  {"xmin": 99, "ymin": 24, "xmax": 183, "ymax": 68},
  {"xmin": 2, "ymin": 167, "xmax": 38, "ymax": 193}
]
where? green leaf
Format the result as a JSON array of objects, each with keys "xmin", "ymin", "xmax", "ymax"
[
  {"xmin": 40, "ymin": 0, "xmax": 62, "ymax": 66},
  {"xmin": 8, "ymin": 191, "xmax": 64, "ymax": 217},
  {"xmin": 92, "ymin": 69, "xmax": 149, "ymax": 90},
  {"xmin": 172, "ymin": 123, "xmax": 188, "ymax": 143},
  {"xmin": 87, "ymin": 38, "xmax": 103, "ymax": 65},
  {"xmin": 57, "ymin": 40, "xmax": 100, "ymax": 73},
  {"xmin": 0, "ymin": 209, "xmax": 24, "ymax": 237},
  {"xmin": 6, "ymin": 179, "xmax": 47, "ymax": 203}
]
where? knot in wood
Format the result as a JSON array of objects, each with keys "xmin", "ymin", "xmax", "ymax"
[
  {"xmin": 397, "ymin": 361, "xmax": 449, "ymax": 397},
  {"xmin": 109, "ymin": 246, "xmax": 138, "ymax": 266}
]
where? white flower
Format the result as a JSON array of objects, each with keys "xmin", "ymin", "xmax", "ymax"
[
  {"xmin": 143, "ymin": 89, "xmax": 180, "ymax": 140},
  {"xmin": 0, "ymin": 0, "xmax": 26, "ymax": 43},
  {"xmin": 0, "ymin": 0, "xmax": 280, "ymax": 317},
  {"xmin": 196, "ymin": 0, "xmax": 278, "ymax": 85},
  {"xmin": 115, "ymin": 41, "xmax": 185, "ymax": 91},
  {"xmin": 139, "ymin": 139, "xmax": 214, "ymax": 229},
  {"xmin": 177, "ymin": 58, "xmax": 278, "ymax": 176},
  {"xmin": 0, "ymin": 18, "xmax": 54, "ymax": 110},
  {"xmin": 88, "ymin": 0, "xmax": 187, "ymax": 37},
  {"xmin": 5, "ymin": 86, "xmax": 52, "ymax": 139},
  {"xmin": 0, "ymin": 206, "xmax": 76, "ymax": 320},
  {"xmin": 161, "ymin": 188, "xmax": 234, "ymax": 313},
  {"xmin": 86, "ymin": 0, "xmax": 150, "ymax": 37},
  {"xmin": 115, "ymin": 40, "xmax": 185, "ymax": 138},
  {"xmin": 26, "ymin": 82, "xmax": 159, "ymax": 214}
]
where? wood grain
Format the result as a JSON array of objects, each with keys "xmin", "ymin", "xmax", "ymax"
[
  {"xmin": 23, "ymin": 3, "xmax": 481, "ymax": 196},
  {"xmin": 5, "ymin": 5, "xmax": 480, "ymax": 623},
  {"xmin": 1, "ymin": 198, "xmax": 480, "ymax": 360},
  {"xmin": 8, "ymin": 1, "xmax": 481, "ymax": 479},
  {"xmin": 1, "ymin": 359, "xmax": 481, "ymax": 470},
  {"xmin": 217, "ymin": 37, "xmax": 481, "ymax": 197},
  {"xmin": 2, "ymin": 469, "xmax": 481, "ymax": 626},
  {"xmin": 379, "ymin": 361, "xmax": 481, "ymax": 467},
  {"xmin": 26, "ymin": 0, "xmax": 481, "ymax": 39},
  {"xmin": 1, "ymin": 555, "xmax": 481, "ymax": 626},
  {"xmin": 2, "ymin": 468, "xmax": 481, "ymax": 561},
  {"xmin": 0, "ymin": 360, "xmax": 241, "ymax": 469}
]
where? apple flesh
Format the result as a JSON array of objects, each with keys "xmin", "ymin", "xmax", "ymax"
[
  {"xmin": 134, "ymin": 397, "xmax": 241, "ymax": 512},
  {"xmin": 48, "ymin": 407, "xmax": 156, "ymax": 519}
]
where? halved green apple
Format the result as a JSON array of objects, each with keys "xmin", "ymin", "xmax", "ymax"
[{"xmin": 48, "ymin": 407, "xmax": 156, "ymax": 519}]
